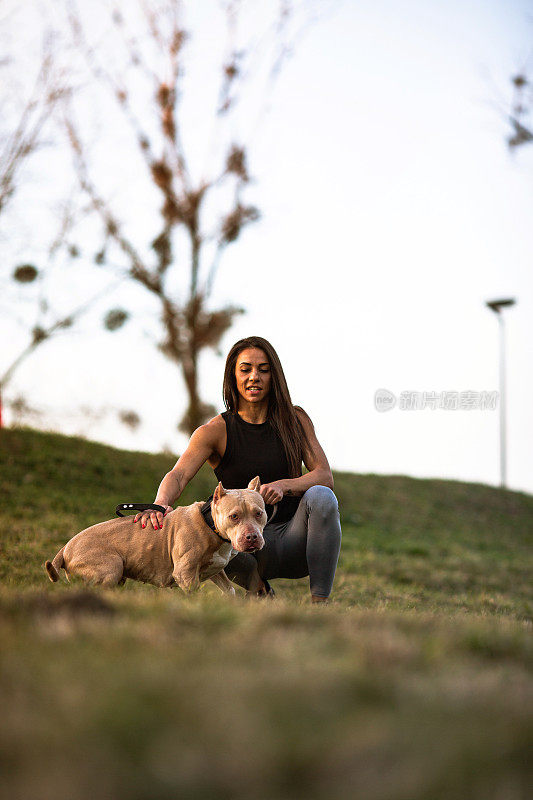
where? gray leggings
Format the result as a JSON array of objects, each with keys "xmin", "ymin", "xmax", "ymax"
[{"xmin": 224, "ymin": 485, "xmax": 342, "ymax": 598}]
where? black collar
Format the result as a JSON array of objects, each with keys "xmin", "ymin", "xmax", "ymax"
[{"xmin": 200, "ymin": 500, "xmax": 232, "ymax": 542}]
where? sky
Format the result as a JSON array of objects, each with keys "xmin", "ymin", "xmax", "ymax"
[{"xmin": 2, "ymin": 0, "xmax": 533, "ymax": 495}]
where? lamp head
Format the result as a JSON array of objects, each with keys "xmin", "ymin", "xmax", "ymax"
[{"xmin": 486, "ymin": 298, "xmax": 516, "ymax": 313}]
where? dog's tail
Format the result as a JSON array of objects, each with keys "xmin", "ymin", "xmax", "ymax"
[{"xmin": 45, "ymin": 547, "xmax": 65, "ymax": 583}]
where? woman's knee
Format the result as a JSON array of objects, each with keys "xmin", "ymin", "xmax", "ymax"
[
  {"xmin": 224, "ymin": 552, "xmax": 259, "ymax": 589},
  {"xmin": 303, "ymin": 485, "xmax": 339, "ymax": 514}
]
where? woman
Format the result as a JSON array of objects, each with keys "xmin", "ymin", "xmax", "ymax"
[{"xmin": 134, "ymin": 336, "xmax": 342, "ymax": 603}]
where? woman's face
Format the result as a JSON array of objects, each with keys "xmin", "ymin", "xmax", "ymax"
[{"xmin": 235, "ymin": 347, "xmax": 271, "ymax": 404}]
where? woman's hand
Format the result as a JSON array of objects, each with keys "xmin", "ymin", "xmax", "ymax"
[
  {"xmin": 133, "ymin": 505, "xmax": 173, "ymax": 530},
  {"xmin": 260, "ymin": 481, "xmax": 285, "ymax": 505}
]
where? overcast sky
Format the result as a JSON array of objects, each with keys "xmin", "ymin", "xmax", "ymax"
[{"xmin": 3, "ymin": 0, "xmax": 533, "ymax": 495}]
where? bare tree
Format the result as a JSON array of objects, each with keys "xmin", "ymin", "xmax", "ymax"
[
  {"xmin": 0, "ymin": 39, "xmax": 66, "ymax": 213},
  {"xmin": 1, "ymin": 265, "xmax": 119, "ymax": 397},
  {"xmin": 0, "ymin": 25, "xmax": 131, "ymax": 428},
  {"xmin": 60, "ymin": 0, "xmax": 316, "ymax": 434},
  {"xmin": 0, "ymin": 28, "xmax": 73, "ymax": 425}
]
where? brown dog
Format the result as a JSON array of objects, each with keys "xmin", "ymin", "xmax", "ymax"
[{"xmin": 45, "ymin": 477, "xmax": 266, "ymax": 594}]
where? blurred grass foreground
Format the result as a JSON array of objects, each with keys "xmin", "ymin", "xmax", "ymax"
[{"xmin": 0, "ymin": 428, "xmax": 532, "ymax": 800}]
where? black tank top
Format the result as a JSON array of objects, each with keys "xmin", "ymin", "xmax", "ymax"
[{"xmin": 213, "ymin": 410, "xmax": 301, "ymax": 524}]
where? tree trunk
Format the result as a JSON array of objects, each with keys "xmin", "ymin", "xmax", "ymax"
[{"xmin": 179, "ymin": 346, "xmax": 216, "ymax": 435}]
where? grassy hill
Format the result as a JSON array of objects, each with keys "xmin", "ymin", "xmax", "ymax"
[{"xmin": 1, "ymin": 427, "xmax": 532, "ymax": 800}]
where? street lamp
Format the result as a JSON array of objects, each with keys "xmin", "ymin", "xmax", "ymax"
[{"xmin": 485, "ymin": 298, "xmax": 516, "ymax": 489}]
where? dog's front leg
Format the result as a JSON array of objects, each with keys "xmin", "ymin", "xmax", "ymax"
[
  {"xmin": 173, "ymin": 561, "xmax": 202, "ymax": 593},
  {"xmin": 210, "ymin": 571, "xmax": 236, "ymax": 596}
]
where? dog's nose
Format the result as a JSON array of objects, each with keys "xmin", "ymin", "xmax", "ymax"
[{"xmin": 245, "ymin": 531, "xmax": 258, "ymax": 541}]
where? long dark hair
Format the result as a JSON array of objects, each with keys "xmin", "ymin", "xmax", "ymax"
[{"xmin": 222, "ymin": 336, "xmax": 312, "ymax": 478}]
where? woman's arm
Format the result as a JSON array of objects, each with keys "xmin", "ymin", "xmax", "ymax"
[
  {"xmin": 260, "ymin": 408, "xmax": 334, "ymax": 505},
  {"xmin": 133, "ymin": 416, "xmax": 224, "ymax": 530}
]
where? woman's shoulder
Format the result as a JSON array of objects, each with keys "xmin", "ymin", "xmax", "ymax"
[
  {"xmin": 191, "ymin": 414, "xmax": 226, "ymax": 445},
  {"xmin": 294, "ymin": 405, "xmax": 315, "ymax": 429},
  {"xmin": 203, "ymin": 413, "xmax": 228, "ymax": 433},
  {"xmin": 189, "ymin": 414, "xmax": 227, "ymax": 464}
]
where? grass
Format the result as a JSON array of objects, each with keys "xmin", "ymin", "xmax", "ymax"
[{"xmin": 0, "ymin": 427, "xmax": 532, "ymax": 799}]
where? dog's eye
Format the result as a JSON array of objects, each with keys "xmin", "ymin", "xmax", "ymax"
[
  {"xmin": 255, "ymin": 511, "xmax": 262, "ymax": 518},
  {"xmin": 230, "ymin": 513, "xmax": 239, "ymax": 521}
]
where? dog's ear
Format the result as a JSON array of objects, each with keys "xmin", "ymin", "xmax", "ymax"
[
  {"xmin": 213, "ymin": 481, "xmax": 227, "ymax": 504},
  {"xmin": 247, "ymin": 476, "xmax": 261, "ymax": 492}
]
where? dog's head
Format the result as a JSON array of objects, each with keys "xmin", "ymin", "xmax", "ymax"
[{"xmin": 211, "ymin": 476, "xmax": 266, "ymax": 552}]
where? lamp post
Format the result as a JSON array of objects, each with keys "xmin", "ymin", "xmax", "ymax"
[{"xmin": 485, "ymin": 298, "xmax": 516, "ymax": 489}]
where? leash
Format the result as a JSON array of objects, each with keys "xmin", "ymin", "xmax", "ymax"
[
  {"xmin": 115, "ymin": 503, "xmax": 166, "ymax": 517},
  {"xmin": 115, "ymin": 500, "xmax": 239, "ymax": 544},
  {"xmin": 115, "ymin": 499, "xmax": 278, "ymax": 543}
]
